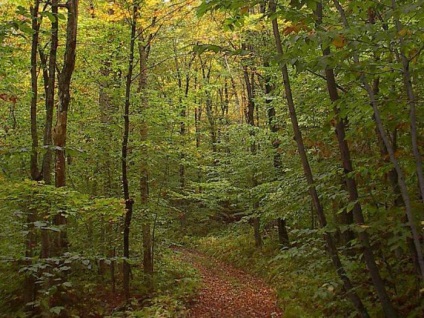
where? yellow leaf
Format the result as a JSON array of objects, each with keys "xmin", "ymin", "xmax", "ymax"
[
  {"xmin": 240, "ymin": 6, "xmax": 249, "ymax": 14},
  {"xmin": 332, "ymin": 34, "xmax": 346, "ymax": 49},
  {"xmin": 398, "ymin": 28, "xmax": 408, "ymax": 37}
]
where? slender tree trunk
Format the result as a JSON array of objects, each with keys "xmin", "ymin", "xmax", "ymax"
[
  {"xmin": 194, "ymin": 71, "xmax": 203, "ymax": 193},
  {"xmin": 316, "ymin": 3, "xmax": 398, "ymax": 315},
  {"xmin": 174, "ymin": 45, "xmax": 195, "ymax": 191},
  {"xmin": 263, "ymin": 59, "xmax": 289, "ymax": 247},
  {"xmin": 122, "ymin": 3, "xmax": 137, "ymax": 301},
  {"xmin": 368, "ymin": 17, "xmax": 416, "ymax": 268},
  {"xmin": 139, "ymin": 34, "xmax": 154, "ymax": 290},
  {"xmin": 243, "ymin": 60, "xmax": 262, "ymax": 248},
  {"xmin": 200, "ymin": 58, "xmax": 218, "ymax": 153},
  {"xmin": 314, "ymin": 4, "xmax": 354, "ymax": 247},
  {"xmin": 173, "ymin": 42, "xmax": 186, "ymax": 189},
  {"xmin": 42, "ymin": 0, "xmax": 59, "ymax": 185},
  {"xmin": 269, "ymin": 2, "xmax": 369, "ymax": 316},
  {"xmin": 30, "ymin": 0, "xmax": 41, "ymax": 181},
  {"xmin": 224, "ymin": 56, "xmax": 241, "ymax": 122},
  {"xmin": 26, "ymin": 4, "xmax": 42, "ymax": 312},
  {"xmin": 390, "ymin": 0, "xmax": 424, "ymax": 202},
  {"xmin": 51, "ymin": 0, "xmax": 78, "ymax": 259},
  {"xmin": 332, "ymin": 0, "xmax": 424, "ymax": 282},
  {"xmin": 277, "ymin": 218, "xmax": 289, "ymax": 246}
]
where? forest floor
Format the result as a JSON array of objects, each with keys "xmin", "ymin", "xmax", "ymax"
[{"xmin": 173, "ymin": 248, "xmax": 283, "ymax": 318}]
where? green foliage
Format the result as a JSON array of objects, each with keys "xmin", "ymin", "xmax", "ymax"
[
  {"xmin": 1, "ymin": 0, "xmax": 424, "ymax": 315},
  {"xmin": 0, "ymin": 180, "xmax": 125, "ymax": 315},
  {"xmin": 112, "ymin": 251, "xmax": 200, "ymax": 318},
  {"xmin": 195, "ymin": 225, "xmax": 352, "ymax": 317}
]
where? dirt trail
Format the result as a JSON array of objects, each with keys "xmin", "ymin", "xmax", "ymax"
[{"xmin": 174, "ymin": 248, "xmax": 282, "ymax": 318}]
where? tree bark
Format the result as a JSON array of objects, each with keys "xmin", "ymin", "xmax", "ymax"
[
  {"xmin": 390, "ymin": 0, "xmax": 424, "ymax": 202},
  {"xmin": 24, "ymin": 0, "xmax": 40, "ymax": 300},
  {"xmin": 50, "ymin": 0, "xmax": 78, "ymax": 258},
  {"xmin": 200, "ymin": 57, "xmax": 218, "ymax": 153},
  {"xmin": 138, "ymin": 27, "xmax": 154, "ymax": 290},
  {"xmin": 243, "ymin": 54, "xmax": 263, "ymax": 248},
  {"xmin": 332, "ymin": 0, "xmax": 424, "ymax": 282},
  {"xmin": 30, "ymin": 0, "xmax": 41, "ymax": 181},
  {"xmin": 316, "ymin": 3, "xmax": 398, "ymax": 315},
  {"xmin": 122, "ymin": 3, "xmax": 138, "ymax": 301},
  {"xmin": 263, "ymin": 58, "xmax": 289, "ymax": 247},
  {"xmin": 27, "ymin": 3, "xmax": 40, "ymax": 302},
  {"xmin": 269, "ymin": 2, "xmax": 369, "ymax": 316},
  {"xmin": 42, "ymin": 0, "xmax": 59, "ymax": 185},
  {"xmin": 174, "ymin": 44, "xmax": 195, "ymax": 191}
]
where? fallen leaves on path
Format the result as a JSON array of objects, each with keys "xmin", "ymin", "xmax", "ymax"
[{"xmin": 174, "ymin": 248, "xmax": 282, "ymax": 318}]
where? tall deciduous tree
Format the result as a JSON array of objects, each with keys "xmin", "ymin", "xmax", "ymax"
[
  {"xmin": 51, "ymin": 0, "xmax": 79, "ymax": 256},
  {"xmin": 122, "ymin": 2, "xmax": 138, "ymax": 301},
  {"xmin": 268, "ymin": 1, "xmax": 369, "ymax": 316},
  {"xmin": 315, "ymin": 2, "xmax": 398, "ymax": 316}
]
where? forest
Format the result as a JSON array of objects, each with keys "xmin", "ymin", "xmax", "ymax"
[{"xmin": 0, "ymin": 0, "xmax": 423, "ymax": 317}]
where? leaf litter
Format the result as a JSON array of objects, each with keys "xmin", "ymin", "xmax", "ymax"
[{"xmin": 174, "ymin": 248, "xmax": 282, "ymax": 318}]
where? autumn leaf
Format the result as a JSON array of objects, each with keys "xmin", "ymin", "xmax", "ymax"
[
  {"xmin": 240, "ymin": 6, "xmax": 249, "ymax": 14},
  {"xmin": 398, "ymin": 28, "xmax": 412, "ymax": 37},
  {"xmin": 283, "ymin": 22, "xmax": 309, "ymax": 35},
  {"xmin": 283, "ymin": 25, "xmax": 297, "ymax": 35},
  {"xmin": 332, "ymin": 34, "xmax": 346, "ymax": 49}
]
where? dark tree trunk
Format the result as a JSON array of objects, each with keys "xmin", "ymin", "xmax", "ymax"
[
  {"xmin": 243, "ymin": 56, "xmax": 263, "ymax": 248},
  {"xmin": 174, "ymin": 45, "xmax": 195, "ymax": 191},
  {"xmin": 200, "ymin": 58, "xmax": 217, "ymax": 153},
  {"xmin": 269, "ymin": 2, "xmax": 369, "ymax": 316},
  {"xmin": 122, "ymin": 3, "xmax": 137, "ymax": 301},
  {"xmin": 332, "ymin": 0, "xmax": 424, "ymax": 283},
  {"xmin": 27, "ymin": 3, "xmax": 40, "ymax": 299},
  {"xmin": 391, "ymin": 0, "xmax": 424, "ymax": 202},
  {"xmin": 42, "ymin": 0, "xmax": 59, "ymax": 185},
  {"xmin": 27, "ymin": 5, "xmax": 41, "ymax": 309},
  {"xmin": 51, "ymin": 0, "xmax": 78, "ymax": 259},
  {"xmin": 263, "ymin": 57, "xmax": 289, "ymax": 247},
  {"xmin": 194, "ymin": 72, "xmax": 203, "ymax": 193},
  {"xmin": 277, "ymin": 218, "xmax": 289, "ymax": 247},
  {"xmin": 30, "ymin": 0, "xmax": 41, "ymax": 181},
  {"xmin": 138, "ymin": 24, "xmax": 155, "ymax": 290},
  {"xmin": 316, "ymin": 2, "xmax": 398, "ymax": 314}
]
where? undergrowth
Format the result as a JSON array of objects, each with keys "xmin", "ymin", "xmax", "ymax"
[
  {"xmin": 110, "ymin": 249, "xmax": 200, "ymax": 318},
  {"xmin": 193, "ymin": 224, "xmax": 356, "ymax": 318},
  {"xmin": 0, "ymin": 249, "xmax": 200, "ymax": 317}
]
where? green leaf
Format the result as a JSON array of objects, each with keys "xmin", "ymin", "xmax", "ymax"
[
  {"xmin": 50, "ymin": 306, "xmax": 64, "ymax": 315},
  {"xmin": 193, "ymin": 44, "xmax": 224, "ymax": 55},
  {"xmin": 41, "ymin": 11, "xmax": 57, "ymax": 23}
]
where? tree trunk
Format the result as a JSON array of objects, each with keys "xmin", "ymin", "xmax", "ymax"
[
  {"xmin": 30, "ymin": 0, "xmax": 41, "ymax": 181},
  {"xmin": 42, "ymin": 0, "xmax": 59, "ymax": 185},
  {"xmin": 194, "ymin": 71, "xmax": 203, "ymax": 193},
  {"xmin": 200, "ymin": 58, "xmax": 218, "ymax": 153},
  {"xmin": 263, "ymin": 57, "xmax": 289, "ymax": 247},
  {"xmin": 122, "ymin": 3, "xmax": 137, "ymax": 301},
  {"xmin": 139, "ymin": 31, "xmax": 154, "ymax": 290},
  {"xmin": 26, "ymin": 3, "xmax": 39, "ymax": 296},
  {"xmin": 316, "ymin": 3, "xmax": 398, "ymax": 316},
  {"xmin": 51, "ymin": 0, "xmax": 78, "ymax": 258},
  {"xmin": 243, "ymin": 55, "xmax": 263, "ymax": 248},
  {"xmin": 277, "ymin": 218, "xmax": 289, "ymax": 247},
  {"xmin": 390, "ymin": 0, "xmax": 424, "ymax": 202},
  {"xmin": 332, "ymin": 0, "xmax": 424, "ymax": 282},
  {"xmin": 269, "ymin": 2, "xmax": 369, "ymax": 316}
]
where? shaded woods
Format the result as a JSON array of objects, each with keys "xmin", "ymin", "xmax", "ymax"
[{"xmin": 0, "ymin": 0, "xmax": 423, "ymax": 317}]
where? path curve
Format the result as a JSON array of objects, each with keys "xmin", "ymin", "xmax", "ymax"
[{"xmin": 174, "ymin": 248, "xmax": 282, "ymax": 318}]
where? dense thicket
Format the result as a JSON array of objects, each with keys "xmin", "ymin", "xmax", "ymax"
[{"xmin": 0, "ymin": 0, "xmax": 423, "ymax": 317}]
